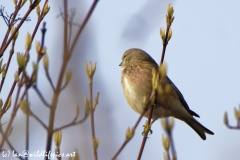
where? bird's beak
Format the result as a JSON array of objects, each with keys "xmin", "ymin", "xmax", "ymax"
[{"xmin": 119, "ymin": 62, "xmax": 122, "ymax": 66}]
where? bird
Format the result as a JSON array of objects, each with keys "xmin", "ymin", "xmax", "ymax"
[{"xmin": 120, "ymin": 48, "xmax": 214, "ymax": 140}]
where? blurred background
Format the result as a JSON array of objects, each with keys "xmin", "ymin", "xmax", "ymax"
[{"xmin": 0, "ymin": 0, "xmax": 240, "ymax": 159}]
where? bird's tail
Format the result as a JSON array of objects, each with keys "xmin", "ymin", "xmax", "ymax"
[{"xmin": 186, "ymin": 118, "xmax": 214, "ymax": 140}]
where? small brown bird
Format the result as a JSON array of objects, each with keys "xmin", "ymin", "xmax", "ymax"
[{"xmin": 120, "ymin": 48, "xmax": 214, "ymax": 140}]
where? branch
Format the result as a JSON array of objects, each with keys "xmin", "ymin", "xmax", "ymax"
[
  {"xmin": 137, "ymin": 106, "xmax": 154, "ymax": 160},
  {"xmin": 29, "ymin": 110, "xmax": 48, "ymax": 130},
  {"xmin": 33, "ymin": 85, "xmax": 50, "ymax": 107},
  {"xmin": 53, "ymin": 116, "xmax": 88, "ymax": 132},
  {"xmin": 111, "ymin": 91, "xmax": 156, "ymax": 160},
  {"xmin": 68, "ymin": 0, "xmax": 99, "ymax": 55},
  {"xmin": 44, "ymin": 1, "xmax": 98, "ymax": 159},
  {"xmin": 0, "ymin": 0, "xmax": 41, "ymax": 57},
  {"xmin": 0, "ymin": 1, "xmax": 48, "ymax": 119},
  {"xmin": 0, "ymin": 6, "xmax": 48, "ymax": 148},
  {"xmin": 0, "ymin": 40, "xmax": 15, "ymax": 92}
]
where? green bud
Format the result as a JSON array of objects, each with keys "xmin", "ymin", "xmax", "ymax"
[
  {"xmin": 170, "ymin": 16, "xmax": 174, "ymax": 24},
  {"xmin": 17, "ymin": 53, "xmax": 26, "ymax": 70},
  {"xmin": 160, "ymin": 27, "xmax": 165, "ymax": 40},
  {"xmin": 223, "ymin": 112, "xmax": 228, "ymax": 126},
  {"xmin": 84, "ymin": 94, "xmax": 90, "ymax": 117},
  {"xmin": 14, "ymin": 72, "xmax": 19, "ymax": 82},
  {"xmin": 21, "ymin": 0, "xmax": 27, "ymax": 7},
  {"xmin": 33, "ymin": 62, "xmax": 38, "ymax": 74},
  {"xmin": 6, "ymin": 96, "xmax": 12, "ymax": 112},
  {"xmin": 166, "ymin": 15, "xmax": 170, "ymax": 25},
  {"xmin": 93, "ymin": 137, "xmax": 99, "ymax": 151},
  {"xmin": 84, "ymin": 61, "xmax": 89, "ymax": 76},
  {"xmin": 36, "ymin": 41, "xmax": 41, "ymax": 53},
  {"xmin": 167, "ymin": 4, "xmax": 174, "ymax": 18},
  {"xmin": 65, "ymin": 69, "xmax": 72, "ymax": 87},
  {"xmin": 85, "ymin": 62, "xmax": 97, "ymax": 78},
  {"xmin": 43, "ymin": 2, "xmax": 50, "ymax": 17},
  {"xmin": 43, "ymin": 54, "xmax": 49, "ymax": 71},
  {"xmin": 2, "ymin": 69, "xmax": 6, "ymax": 78},
  {"xmin": 93, "ymin": 92, "xmax": 100, "ymax": 109},
  {"xmin": 36, "ymin": 4, "xmax": 41, "ymax": 17},
  {"xmin": 41, "ymin": 47, "xmax": 47, "ymax": 55},
  {"xmin": 25, "ymin": 33, "xmax": 32, "ymax": 51},
  {"xmin": 22, "ymin": 74, "xmax": 28, "ymax": 84},
  {"xmin": 161, "ymin": 118, "xmax": 174, "ymax": 132},
  {"xmin": 152, "ymin": 68, "xmax": 158, "ymax": 90},
  {"xmin": 13, "ymin": 0, "xmax": 17, "ymax": 6},
  {"xmin": 1, "ymin": 64, "xmax": 6, "ymax": 73},
  {"xmin": 126, "ymin": 127, "xmax": 135, "ymax": 141},
  {"xmin": 75, "ymin": 105, "xmax": 80, "ymax": 119},
  {"xmin": 234, "ymin": 107, "xmax": 240, "ymax": 121},
  {"xmin": 92, "ymin": 62, "xmax": 97, "ymax": 76},
  {"xmin": 11, "ymin": 26, "xmax": 19, "ymax": 42},
  {"xmin": 162, "ymin": 134, "xmax": 170, "ymax": 151},
  {"xmin": 167, "ymin": 28, "xmax": 172, "ymax": 42},
  {"xmin": 159, "ymin": 63, "xmax": 167, "ymax": 78},
  {"xmin": 30, "ymin": 62, "xmax": 38, "ymax": 85},
  {"xmin": 54, "ymin": 130, "xmax": 62, "ymax": 148},
  {"xmin": 19, "ymin": 100, "xmax": 29, "ymax": 115},
  {"xmin": 163, "ymin": 153, "xmax": 168, "ymax": 160}
]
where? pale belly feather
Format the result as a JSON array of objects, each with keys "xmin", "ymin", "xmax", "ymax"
[{"xmin": 123, "ymin": 77, "xmax": 173, "ymax": 120}]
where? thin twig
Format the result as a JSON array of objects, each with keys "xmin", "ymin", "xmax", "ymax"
[
  {"xmin": 53, "ymin": 116, "xmax": 88, "ymax": 132},
  {"xmin": 29, "ymin": 110, "xmax": 48, "ymax": 130},
  {"xmin": 0, "ymin": 40, "xmax": 15, "ymax": 92},
  {"xmin": 44, "ymin": 1, "xmax": 98, "ymax": 159},
  {"xmin": 25, "ymin": 87, "xmax": 29, "ymax": 160},
  {"xmin": 45, "ymin": 70, "xmax": 55, "ymax": 91},
  {"xmin": 63, "ymin": 0, "xmax": 68, "ymax": 54},
  {"xmin": 137, "ymin": 8, "xmax": 174, "ymax": 159},
  {"xmin": 33, "ymin": 85, "xmax": 50, "ymax": 107},
  {"xmin": 0, "ymin": 125, "xmax": 24, "ymax": 160},
  {"xmin": 111, "ymin": 92, "xmax": 156, "ymax": 160},
  {"xmin": 160, "ymin": 25, "xmax": 171, "ymax": 64},
  {"xmin": 5, "ymin": 139, "xmax": 24, "ymax": 160},
  {"xmin": 226, "ymin": 124, "xmax": 240, "ymax": 130},
  {"xmin": 41, "ymin": 22, "xmax": 47, "ymax": 49},
  {"xmin": 0, "ymin": 71, "xmax": 19, "ymax": 119},
  {"xmin": 67, "ymin": 9, "xmax": 76, "ymax": 51},
  {"xmin": 0, "ymin": 0, "xmax": 21, "ymax": 52},
  {"xmin": 68, "ymin": 0, "xmax": 99, "ymax": 55},
  {"xmin": 0, "ymin": 0, "xmax": 48, "ymax": 119},
  {"xmin": 0, "ymin": 3, "xmax": 48, "ymax": 148},
  {"xmin": 89, "ymin": 76, "xmax": 98, "ymax": 160},
  {"xmin": 165, "ymin": 118, "xmax": 176, "ymax": 157},
  {"xmin": 0, "ymin": 76, "xmax": 23, "ymax": 149},
  {"xmin": 137, "ymin": 106, "xmax": 154, "ymax": 160},
  {"xmin": 60, "ymin": 81, "xmax": 68, "ymax": 91},
  {"xmin": 0, "ymin": 0, "xmax": 41, "ymax": 57}
]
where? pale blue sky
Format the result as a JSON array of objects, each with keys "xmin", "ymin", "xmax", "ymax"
[{"xmin": 1, "ymin": 0, "xmax": 240, "ymax": 160}]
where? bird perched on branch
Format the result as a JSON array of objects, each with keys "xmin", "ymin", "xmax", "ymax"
[{"xmin": 120, "ymin": 48, "xmax": 214, "ymax": 140}]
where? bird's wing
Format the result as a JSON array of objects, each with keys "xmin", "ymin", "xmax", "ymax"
[{"xmin": 166, "ymin": 76, "xmax": 200, "ymax": 118}]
